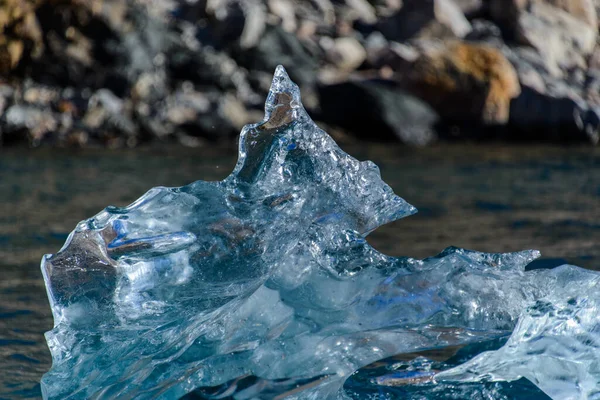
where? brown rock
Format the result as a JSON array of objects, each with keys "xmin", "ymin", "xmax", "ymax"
[
  {"xmin": 0, "ymin": 0, "xmax": 43, "ymax": 75},
  {"xmin": 403, "ymin": 41, "xmax": 521, "ymax": 124}
]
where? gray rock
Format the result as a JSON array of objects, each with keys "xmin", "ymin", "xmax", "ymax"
[
  {"xmin": 201, "ymin": 0, "xmax": 247, "ymax": 46},
  {"xmin": 452, "ymin": 0, "xmax": 484, "ymax": 16},
  {"xmin": 364, "ymin": 31, "xmax": 389, "ymax": 67},
  {"xmin": 509, "ymin": 86, "xmax": 599, "ymax": 143},
  {"xmin": 83, "ymin": 89, "xmax": 137, "ymax": 144},
  {"xmin": 139, "ymin": 82, "xmax": 252, "ymax": 143},
  {"xmin": 366, "ymin": 40, "xmax": 419, "ymax": 73},
  {"xmin": 267, "ymin": 0, "xmax": 297, "ymax": 32},
  {"xmin": 584, "ymin": 70, "xmax": 600, "ymax": 106},
  {"xmin": 495, "ymin": 39, "xmax": 599, "ymax": 143},
  {"xmin": 1, "ymin": 0, "xmax": 598, "ymax": 147},
  {"xmin": 325, "ymin": 36, "xmax": 367, "ymax": 71},
  {"xmin": 587, "ymin": 42, "xmax": 600, "ymax": 71},
  {"xmin": 465, "ymin": 19, "xmax": 503, "ymax": 46},
  {"xmin": 318, "ymin": 79, "xmax": 439, "ymax": 145},
  {"xmin": 581, "ymin": 106, "xmax": 600, "ymax": 144},
  {"xmin": 502, "ymin": 46, "xmax": 551, "ymax": 93},
  {"xmin": 3, "ymin": 104, "xmax": 58, "ymax": 145},
  {"xmin": 344, "ymin": 0, "xmax": 378, "ymax": 24},
  {"xmin": 168, "ymin": 45, "xmax": 259, "ymax": 105},
  {"xmin": 233, "ymin": 24, "xmax": 319, "ymax": 87},
  {"xmin": 132, "ymin": 70, "xmax": 169, "ymax": 106},
  {"xmin": 546, "ymin": 0, "xmax": 597, "ymax": 27},
  {"xmin": 489, "ymin": 0, "xmax": 598, "ymax": 77},
  {"xmin": 22, "ymin": 83, "xmax": 60, "ymax": 106},
  {"xmin": 377, "ymin": 0, "xmax": 471, "ymax": 42},
  {"xmin": 0, "ymin": 84, "xmax": 14, "ymax": 116},
  {"xmin": 239, "ymin": 0, "xmax": 268, "ymax": 49}
]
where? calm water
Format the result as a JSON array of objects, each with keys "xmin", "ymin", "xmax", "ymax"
[{"xmin": 1, "ymin": 143, "xmax": 599, "ymax": 399}]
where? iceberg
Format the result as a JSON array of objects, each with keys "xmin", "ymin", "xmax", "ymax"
[{"xmin": 41, "ymin": 66, "xmax": 600, "ymax": 400}]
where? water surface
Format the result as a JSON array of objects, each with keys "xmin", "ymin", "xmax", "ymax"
[{"xmin": 1, "ymin": 143, "xmax": 598, "ymax": 398}]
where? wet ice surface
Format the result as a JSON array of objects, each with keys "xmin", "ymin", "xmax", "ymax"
[{"xmin": 34, "ymin": 67, "xmax": 600, "ymax": 399}]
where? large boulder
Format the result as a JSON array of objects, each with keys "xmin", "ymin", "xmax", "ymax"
[
  {"xmin": 232, "ymin": 24, "xmax": 318, "ymax": 87},
  {"xmin": 494, "ymin": 42, "xmax": 600, "ymax": 144},
  {"xmin": 318, "ymin": 79, "xmax": 439, "ymax": 145},
  {"xmin": 377, "ymin": 0, "xmax": 471, "ymax": 42},
  {"xmin": 488, "ymin": 0, "xmax": 598, "ymax": 76},
  {"xmin": 502, "ymin": 46, "xmax": 600, "ymax": 143},
  {"xmin": 508, "ymin": 86, "xmax": 600, "ymax": 143},
  {"xmin": 401, "ymin": 41, "xmax": 521, "ymax": 125}
]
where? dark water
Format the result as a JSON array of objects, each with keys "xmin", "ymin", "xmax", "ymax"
[{"xmin": 1, "ymin": 143, "xmax": 599, "ymax": 399}]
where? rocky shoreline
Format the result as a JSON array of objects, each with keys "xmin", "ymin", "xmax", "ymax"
[{"xmin": 1, "ymin": 0, "xmax": 599, "ymax": 147}]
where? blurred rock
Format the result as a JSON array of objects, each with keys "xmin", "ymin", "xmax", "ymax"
[
  {"xmin": 378, "ymin": 0, "xmax": 471, "ymax": 42},
  {"xmin": 0, "ymin": 83, "xmax": 14, "ymax": 115},
  {"xmin": 464, "ymin": 19, "xmax": 503, "ymax": 46},
  {"xmin": 344, "ymin": 0, "xmax": 378, "ymax": 24},
  {"xmin": 502, "ymin": 46, "xmax": 550, "ymax": 92},
  {"xmin": 496, "ymin": 40, "xmax": 600, "ymax": 144},
  {"xmin": 452, "ymin": 0, "xmax": 484, "ymax": 16},
  {"xmin": 168, "ymin": 45, "xmax": 258, "ymax": 105},
  {"xmin": 546, "ymin": 0, "xmax": 597, "ymax": 27},
  {"xmin": 584, "ymin": 70, "xmax": 600, "ymax": 106},
  {"xmin": 268, "ymin": 0, "xmax": 297, "ymax": 32},
  {"xmin": 381, "ymin": 42, "xmax": 420, "ymax": 72},
  {"xmin": 325, "ymin": 37, "xmax": 366, "ymax": 71},
  {"xmin": 233, "ymin": 24, "xmax": 318, "ymax": 86},
  {"xmin": 509, "ymin": 85, "xmax": 600, "ymax": 144},
  {"xmin": 0, "ymin": 0, "xmax": 597, "ymax": 146},
  {"xmin": 201, "ymin": 0, "xmax": 268, "ymax": 49},
  {"xmin": 83, "ymin": 89, "xmax": 137, "ymax": 144},
  {"xmin": 3, "ymin": 104, "xmax": 57, "ymax": 145},
  {"xmin": 489, "ymin": 0, "xmax": 598, "ymax": 76},
  {"xmin": 22, "ymin": 82, "xmax": 59, "ymax": 106},
  {"xmin": 0, "ymin": 0, "xmax": 43, "ymax": 75},
  {"xmin": 318, "ymin": 79, "xmax": 439, "ymax": 145},
  {"xmin": 402, "ymin": 41, "xmax": 521, "ymax": 125},
  {"xmin": 364, "ymin": 31, "xmax": 389, "ymax": 66}
]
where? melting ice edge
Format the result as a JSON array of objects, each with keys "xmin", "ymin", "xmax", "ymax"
[{"xmin": 41, "ymin": 66, "xmax": 600, "ymax": 400}]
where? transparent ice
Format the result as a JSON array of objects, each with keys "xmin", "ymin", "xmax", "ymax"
[{"xmin": 41, "ymin": 66, "xmax": 600, "ymax": 400}]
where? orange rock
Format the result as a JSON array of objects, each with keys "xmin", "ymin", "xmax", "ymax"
[{"xmin": 403, "ymin": 41, "xmax": 521, "ymax": 124}]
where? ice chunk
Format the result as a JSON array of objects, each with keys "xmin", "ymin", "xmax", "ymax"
[
  {"xmin": 41, "ymin": 66, "xmax": 599, "ymax": 400},
  {"xmin": 437, "ymin": 265, "xmax": 600, "ymax": 399}
]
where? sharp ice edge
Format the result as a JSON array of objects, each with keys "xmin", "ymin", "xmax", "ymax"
[
  {"xmin": 40, "ymin": 66, "xmax": 599, "ymax": 400},
  {"xmin": 436, "ymin": 265, "xmax": 600, "ymax": 399}
]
